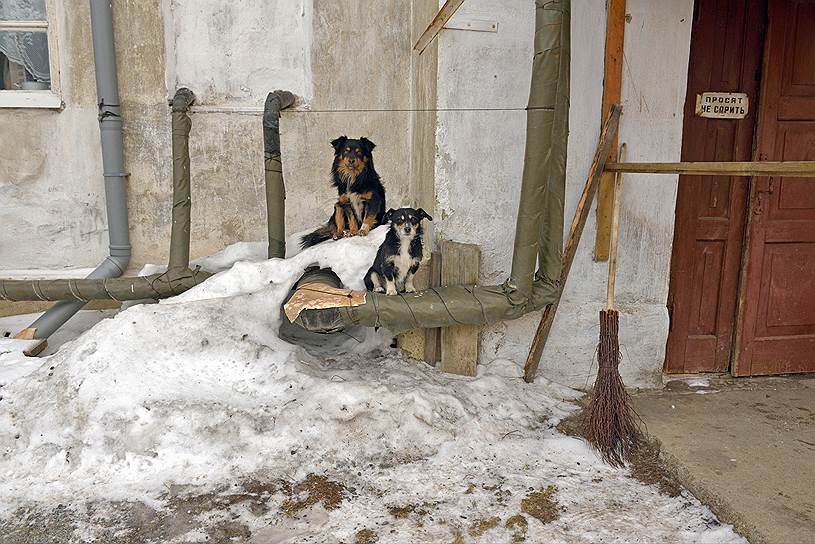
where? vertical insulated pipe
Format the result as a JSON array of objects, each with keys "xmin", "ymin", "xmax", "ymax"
[
  {"xmin": 263, "ymin": 90, "xmax": 296, "ymax": 258},
  {"xmin": 168, "ymin": 88, "xmax": 195, "ymax": 273},
  {"xmin": 508, "ymin": 0, "xmax": 570, "ymax": 301},
  {"xmin": 24, "ymin": 0, "xmax": 131, "ymax": 340}
]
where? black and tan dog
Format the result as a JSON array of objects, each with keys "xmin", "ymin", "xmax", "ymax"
[
  {"xmin": 300, "ymin": 136, "xmax": 386, "ymax": 248},
  {"xmin": 364, "ymin": 207, "xmax": 432, "ymax": 295}
]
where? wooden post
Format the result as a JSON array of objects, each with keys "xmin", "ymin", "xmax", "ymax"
[
  {"xmin": 594, "ymin": 0, "xmax": 627, "ymax": 262},
  {"xmin": 523, "ymin": 105, "xmax": 622, "ymax": 383},
  {"xmin": 424, "ymin": 251, "xmax": 442, "ymax": 364},
  {"xmin": 440, "ymin": 241, "xmax": 481, "ymax": 376},
  {"xmin": 396, "ymin": 254, "xmax": 434, "ymax": 360}
]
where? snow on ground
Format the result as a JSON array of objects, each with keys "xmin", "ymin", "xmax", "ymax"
[{"xmin": 0, "ymin": 231, "xmax": 746, "ymax": 543}]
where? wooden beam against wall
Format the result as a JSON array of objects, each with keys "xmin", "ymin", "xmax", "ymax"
[
  {"xmin": 414, "ymin": 0, "xmax": 466, "ymax": 55},
  {"xmin": 594, "ymin": 0, "xmax": 627, "ymax": 262},
  {"xmin": 440, "ymin": 241, "xmax": 481, "ymax": 377},
  {"xmin": 604, "ymin": 161, "xmax": 815, "ymax": 177},
  {"xmin": 523, "ymin": 105, "xmax": 622, "ymax": 383}
]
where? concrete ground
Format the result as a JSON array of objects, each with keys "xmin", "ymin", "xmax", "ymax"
[{"xmin": 633, "ymin": 376, "xmax": 815, "ymax": 544}]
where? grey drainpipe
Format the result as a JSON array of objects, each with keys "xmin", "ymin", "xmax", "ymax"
[{"xmin": 21, "ymin": 0, "xmax": 130, "ymax": 340}]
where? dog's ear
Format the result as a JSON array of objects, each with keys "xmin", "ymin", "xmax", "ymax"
[
  {"xmin": 359, "ymin": 137, "xmax": 376, "ymax": 154},
  {"xmin": 417, "ymin": 208, "xmax": 433, "ymax": 221},
  {"xmin": 384, "ymin": 208, "xmax": 396, "ymax": 223},
  {"xmin": 330, "ymin": 136, "xmax": 348, "ymax": 152}
]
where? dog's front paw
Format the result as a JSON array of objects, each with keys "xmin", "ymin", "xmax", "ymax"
[
  {"xmin": 373, "ymin": 286, "xmax": 385, "ymax": 293},
  {"xmin": 358, "ymin": 226, "xmax": 370, "ymax": 237},
  {"xmin": 404, "ymin": 285, "xmax": 417, "ymax": 293},
  {"xmin": 385, "ymin": 287, "xmax": 398, "ymax": 296},
  {"xmin": 342, "ymin": 230, "xmax": 351, "ymax": 237}
]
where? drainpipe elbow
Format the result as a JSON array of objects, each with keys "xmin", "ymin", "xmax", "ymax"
[
  {"xmin": 172, "ymin": 88, "xmax": 196, "ymax": 113},
  {"xmin": 263, "ymin": 90, "xmax": 296, "ymax": 159}
]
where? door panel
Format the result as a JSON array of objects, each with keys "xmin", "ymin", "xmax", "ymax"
[
  {"xmin": 734, "ymin": 0, "xmax": 815, "ymax": 376},
  {"xmin": 665, "ymin": 0, "xmax": 765, "ymax": 373}
]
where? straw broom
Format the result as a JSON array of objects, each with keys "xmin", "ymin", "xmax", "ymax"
[{"xmin": 583, "ymin": 144, "xmax": 642, "ymax": 467}]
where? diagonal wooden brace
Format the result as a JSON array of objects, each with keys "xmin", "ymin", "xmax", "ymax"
[{"xmin": 523, "ymin": 104, "xmax": 622, "ymax": 383}]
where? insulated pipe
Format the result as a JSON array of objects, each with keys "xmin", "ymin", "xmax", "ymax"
[
  {"xmin": 0, "ymin": 270, "xmax": 212, "ymax": 302},
  {"xmin": 20, "ymin": 0, "xmax": 131, "ymax": 339},
  {"xmin": 263, "ymin": 90, "xmax": 296, "ymax": 258},
  {"xmin": 169, "ymin": 88, "xmax": 196, "ymax": 272},
  {"xmin": 508, "ymin": 0, "xmax": 570, "ymax": 301},
  {"xmin": 293, "ymin": 279, "xmax": 558, "ymax": 336}
]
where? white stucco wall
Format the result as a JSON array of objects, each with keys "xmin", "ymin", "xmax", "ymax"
[
  {"xmin": 434, "ymin": 0, "xmax": 694, "ymax": 388},
  {"xmin": 163, "ymin": 0, "xmax": 314, "ymax": 104}
]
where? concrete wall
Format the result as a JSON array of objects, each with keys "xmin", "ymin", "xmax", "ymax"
[
  {"xmin": 0, "ymin": 1, "xmax": 105, "ymax": 271},
  {"xmin": 433, "ymin": 0, "xmax": 694, "ymax": 388},
  {"xmin": 1, "ymin": 0, "xmax": 419, "ymax": 273}
]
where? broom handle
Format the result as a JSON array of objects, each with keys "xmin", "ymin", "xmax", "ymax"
[{"xmin": 606, "ymin": 143, "xmax": 626, "ymax": 310}]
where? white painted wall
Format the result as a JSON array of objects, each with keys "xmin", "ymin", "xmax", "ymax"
[
  {"xmin": 434, "ymin": 0, "xmax": 694, "ymax": 388},
  {"xmin": 163, "ymin": 0, "xmax": 314, "ymax": 104}
]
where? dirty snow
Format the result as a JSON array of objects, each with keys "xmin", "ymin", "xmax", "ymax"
[{"xmin": 0, "ymin": 232, "xmax": 746, "ymax": 543}]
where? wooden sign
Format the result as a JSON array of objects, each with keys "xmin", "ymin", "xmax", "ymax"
[{"xmin": 695, "ymin": 92, "xmax": 749, "ymax": 119}]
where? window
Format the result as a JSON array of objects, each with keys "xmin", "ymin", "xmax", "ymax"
[{"xmin": 0, "ymin": 0, "xmax": 61, "ymax": 108}]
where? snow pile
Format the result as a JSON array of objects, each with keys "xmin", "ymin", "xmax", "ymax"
[{"xmin": 0, "ymin": 231, "xmax": 746, "ymax": 542}]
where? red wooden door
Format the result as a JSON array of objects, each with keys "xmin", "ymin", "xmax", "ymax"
[
  {"xmin": 734, "ymin": 0, "xmax": 815, "ymax": 376},
  {"xmin": 665, "ymin": 0, "xmax": 765, "ymax": 373}
]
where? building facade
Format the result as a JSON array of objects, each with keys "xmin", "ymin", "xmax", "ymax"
[{"xmin": 2, "ymin": 0, "xmax": 813, "ymax": 387}]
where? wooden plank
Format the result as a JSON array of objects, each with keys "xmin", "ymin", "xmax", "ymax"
[
  {"xmin": 440, "ymin": 241, "xmax": 480, "ymax": 376},
  {"xmin": 396, "ymin": 255, "xmax": 433, "ymax": 361},
  {"xmin": 606, "ymin": 144, "xmax": 626, "ymax": 309},
  {"xmin": 594, "ymin": 0, "xmax": 627, "ymax": 262},
  {"xmin": 523, "ymin": 104, "xmax": 622, "ymax": 383},
  {"xmin": 423, "ymin": 251, "xmax": 443, "ymax": 364},
  {"xmin": 604, "ymin": 161, "xmax": 815, "ymax": 177},
  {"xmin": 0, "ymin": 20, "xmax": 48, "ymax": 30},
  {"xmin": 413, "ymin": 0, "xmax": 467, "ymax": 55}
]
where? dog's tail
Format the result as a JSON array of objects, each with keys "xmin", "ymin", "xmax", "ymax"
[{"xmin": 300, "ymin": 224, "xmax": 334, "ymax": 249}]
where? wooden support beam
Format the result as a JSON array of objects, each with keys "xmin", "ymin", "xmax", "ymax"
[
  {"xmin": 396, "ymin": 254, "xmax": 435, "ymax": 361},
  {"xmin": 604, "ymin": 161, "xmax": 815, "ymax": 177},
  {"xmin": 413, "ymin": 0, "xmax": 466, "ymax": 55},
  {"xmin": 594, "ymin": 0, "xmax": 627, "ymax": 262},
  {"xmin": 523, "ymin": 104, "xmax": 622, "ymax": 383},
  {"xmin": 440, "ymin": 241, "xmax": 481, "ymax": 376},
  {"xmin": 423, "ymin": 251, "xmax": 442, "ymax": 364}
]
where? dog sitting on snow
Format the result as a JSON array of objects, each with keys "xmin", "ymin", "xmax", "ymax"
[
  {"xmin": 300, "ymin": 136, "xmax": 386, "ymax": 248},
  {"xmin": 364, "ymin": 207, "xmax": 432, "ymax": 295}
]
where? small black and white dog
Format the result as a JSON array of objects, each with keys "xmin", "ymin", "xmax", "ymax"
[{"xmin": 364, "ymin": 207, "xmax": 432, "ymax": 295}]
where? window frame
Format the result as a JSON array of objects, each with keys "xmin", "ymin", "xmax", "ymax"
[{"xmin": 0, "ymin": 0, "xmax": 62, "ymax": 109}]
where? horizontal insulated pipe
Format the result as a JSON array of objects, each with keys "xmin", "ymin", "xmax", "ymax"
[
  {"xmin": 264, "ymin": 90, "xmax": 296, "ymax": 258},
  {"xmin": 292, "ymin": 276, "xmax": 558, "ymax": 335},
  {"xmin": 0, "ymin": 270, "xmax": 212, "ymax": 302}
]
